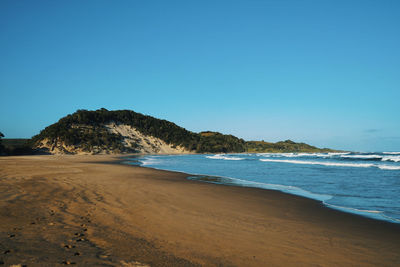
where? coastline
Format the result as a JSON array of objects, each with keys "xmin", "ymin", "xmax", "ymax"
[
  {"xmin": 0, "ymin": 155, "xmax": 399, "ymax": 266},
  {"xmin": 126, "ymin": 153, "xmax": 400, "ymax": 224}
]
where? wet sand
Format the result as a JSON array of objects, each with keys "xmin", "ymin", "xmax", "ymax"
[{"xmin": 0, "ymin": 155, "xmax": 399, "ymax": 266}]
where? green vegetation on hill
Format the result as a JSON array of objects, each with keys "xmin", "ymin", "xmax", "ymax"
[
  {"xmin": 245, "ymin": 140, "xmax": 337, "ymax": 153},
  {"xmin": 197, "ymin": 131, "xmax": 246, "ymax": 153},
  {"xmin": 3, "ymin": 108, "xmax": 339, "ymax": 155}
]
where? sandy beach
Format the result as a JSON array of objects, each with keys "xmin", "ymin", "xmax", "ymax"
[{"xmin": 0, "ymin": 155, "xmax": 399, "ymax": 266}]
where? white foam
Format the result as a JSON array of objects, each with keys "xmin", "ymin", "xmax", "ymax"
[
  {"xmin": 340, "ymin": 154, "xmax": 382, "ymax": 159},
  {"xmin": 381, "ymin": 156, "xmax": 400, "ymax": 162},
  {"xmin": 296, "ymin": 153, "xmax": 328, "ymax": 157},
  {"xmin": 258, "ymin": 152, "xmax": 351, "ymax": 158},
  {"xmin": 140, "ymin": 157, "xmax": 162, "ymax": 166},
  {"xmin": 324, "ymin": 203, "xmax": 383, "ymax": 214},
  {"xmin": 206, "ymin": 154, "xmax": 244, "ymax": 161},
  {"xmin": 258, "ymin": 153, "xmax": 325, "ymax": 158},
  {"xmin": 257, "ymin": 153, "xmax": 295, "ymax": 157},
  {"xmin": 323, "ymin": 203, "xmax": 400, "ymax": 223},
  {"xmin": 328, "ymin": 152, "xmax": 351, "ymax": 156},
  {"xmin": 259, "ymin": 158, "xmax": 400, "ymax": 170},
  {"xmin": 259, "ymin": 158, "xmax": 374, "ymax": 168},
  {"xmin": 378, "ymin": 165, "xmax": 400, "ymax": 170},
  {"xmin": 383, "ymin": 152, "xmax": 400, "ymax": 155}
]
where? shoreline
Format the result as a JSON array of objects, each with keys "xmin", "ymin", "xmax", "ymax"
[
  {"xmin": 1, "ymin": 155, "xmax": 399, "ymax": 266},
  {"xmin": 122, "ymin": 154, "xmax": 400, "ymax": 225}
]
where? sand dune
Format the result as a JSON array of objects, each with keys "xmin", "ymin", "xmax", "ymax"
[{"xmin": 0, "ymin": 155, "xmax": 399, "ymax": 266}]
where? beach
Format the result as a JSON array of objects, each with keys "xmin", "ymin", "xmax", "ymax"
[{"xmin": 0, "ymin": 155, "xmax": 399, "ymax": 266}]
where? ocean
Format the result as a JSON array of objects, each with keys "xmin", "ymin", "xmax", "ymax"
[{"xmin": 125, "ymin": 152, "xmax": 400, "ymax": 224}]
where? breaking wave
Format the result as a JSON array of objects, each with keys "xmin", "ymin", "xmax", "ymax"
[
  {"xmin": 206, "ymin": 154, "xmax": 244, "ymax": 161},
  {"xmin": 259, "ymin": 158, "xmax": 374, "ymax": 168}
]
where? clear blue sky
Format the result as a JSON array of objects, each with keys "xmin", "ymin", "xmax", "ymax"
[{"xmin": 1, "ymin": 0, "xmax": 399, "ymax": 152}]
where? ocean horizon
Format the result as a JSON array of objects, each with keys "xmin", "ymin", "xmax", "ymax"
[{"xmin": 126, "ymin": 152, "xmax": 400, "ymax": 224}]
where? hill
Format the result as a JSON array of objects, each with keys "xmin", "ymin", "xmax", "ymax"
[
  {"xmin": 246, "ymin": 140, "xmax": 337, "ymax": 153},
  {"xmin": 30, "ymin": 109, "xmax": 247, "ymax": 154},
  {"xmin": 19, "ymin": 108, "xmax": 339, "ymax": 154}
]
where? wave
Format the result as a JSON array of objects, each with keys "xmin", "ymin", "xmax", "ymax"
[
  {"xmin": 258, "ymin": 152, "xmax": 400, "ymax": 164},
  {"xmin": 383, "ymin": 152, "xmax": 400, "ymax": 155},
  {"xmin": 378, "ymin": 165, "xmax": 400, "ymax": 170},
  {"xmin": 257, "ymin": 153, "xmax": 295, "ymax": 157},
  {"xmin": 340, "ymin": 154, "xmax": 382, "ymax": 160},
  {"xmin": 206, "ymin": 154, "xmax": 244, "ymax": 161},
  {"xmin": 324, "ymin": 203, "xmax": 400, "ymax": 223},
  {"xmin": 258, "ymin": 152, "xmax": 330, "ymax": 158},
  {"xmin": 381, "ymin": 156, "xmax": 400, "ymax": 162},
  {"xmin": 259, "ymin": 158, "xmax": 400, "ymax": 170},
  {"xmin": 259, "ymin": 158, "xmax": 374, "ymax": 168},
  {"xmin": 325, "ymin": 203, "xmax": 383, "ymax": 214},
  {"xmin": 340, "ymin": 154, "xmax": 400, "ymax": 163},
  {"xmin": 258, "ymin": 152, "xmax": 351, "ymax": 159},
  {"xmin": 140, "ymin": 157, "xmax": 163, "ymax": 166}
]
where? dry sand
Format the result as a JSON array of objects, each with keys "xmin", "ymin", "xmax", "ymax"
[{"xmin": 0, "ymin": 155, "xmax": 399, "ymax": 266}]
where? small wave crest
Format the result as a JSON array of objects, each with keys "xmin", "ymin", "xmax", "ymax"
[
  {"xmin": 381, "ymin": 156, "xmax": 400, "ymax": 162},
  {"xmin": 260, "ymin": 158, "xmax": 400, "ymax": 170},
  {"xmin": 257, "ymin": 152, "xmax": 329, "ymax": 158},
  {"xmin": 340, "ymin": 154, "xmax": 382, "ymax": 160},
  {"xmin": 324, "ymin": 203, "xmax": 383, "ymax": 214},
  {"xmin": 140, "ymin": 157, "xmax": 162, "ymax": 166},
  {"xmin": 259, "ymin": 158, "xmax": 374, "ymax": 168},
  {"xmin": 323, "ymin": 203, "xmax": 400, "ymax": 223},
  {"xmin": 206, "ymin": 154, "xmax": 244, "ymax": 161},
  {"xmin": 258, "ymin": 152, "xmax": 350, "ymax": 158},
  {"xmin": 378, "ymin": 165, "xmax": 400, "ymax": 170}
]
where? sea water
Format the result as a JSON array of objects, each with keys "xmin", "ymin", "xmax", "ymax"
[{"xmin": 125, "ymin": 152, "xmax": 400, "ymax": 224}]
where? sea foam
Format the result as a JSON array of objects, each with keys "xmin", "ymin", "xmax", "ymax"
[
  {"xmin": 206, "ymin": 154, "xmax": 244, "ymax": 160},
  {"xmin": 340, "ymin": 154, "xmax": 382, "ymax": 160},
  {"xmin": 381, "ymin": 156, "xmax": 400, "ymax": 162},
  {"xmin": 259, "ymin": 158, "xmax": 374, "ymax": 168},
  {"xmin": 378, "ymin": 165, "xmax": 400, "ymax": 170}
]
